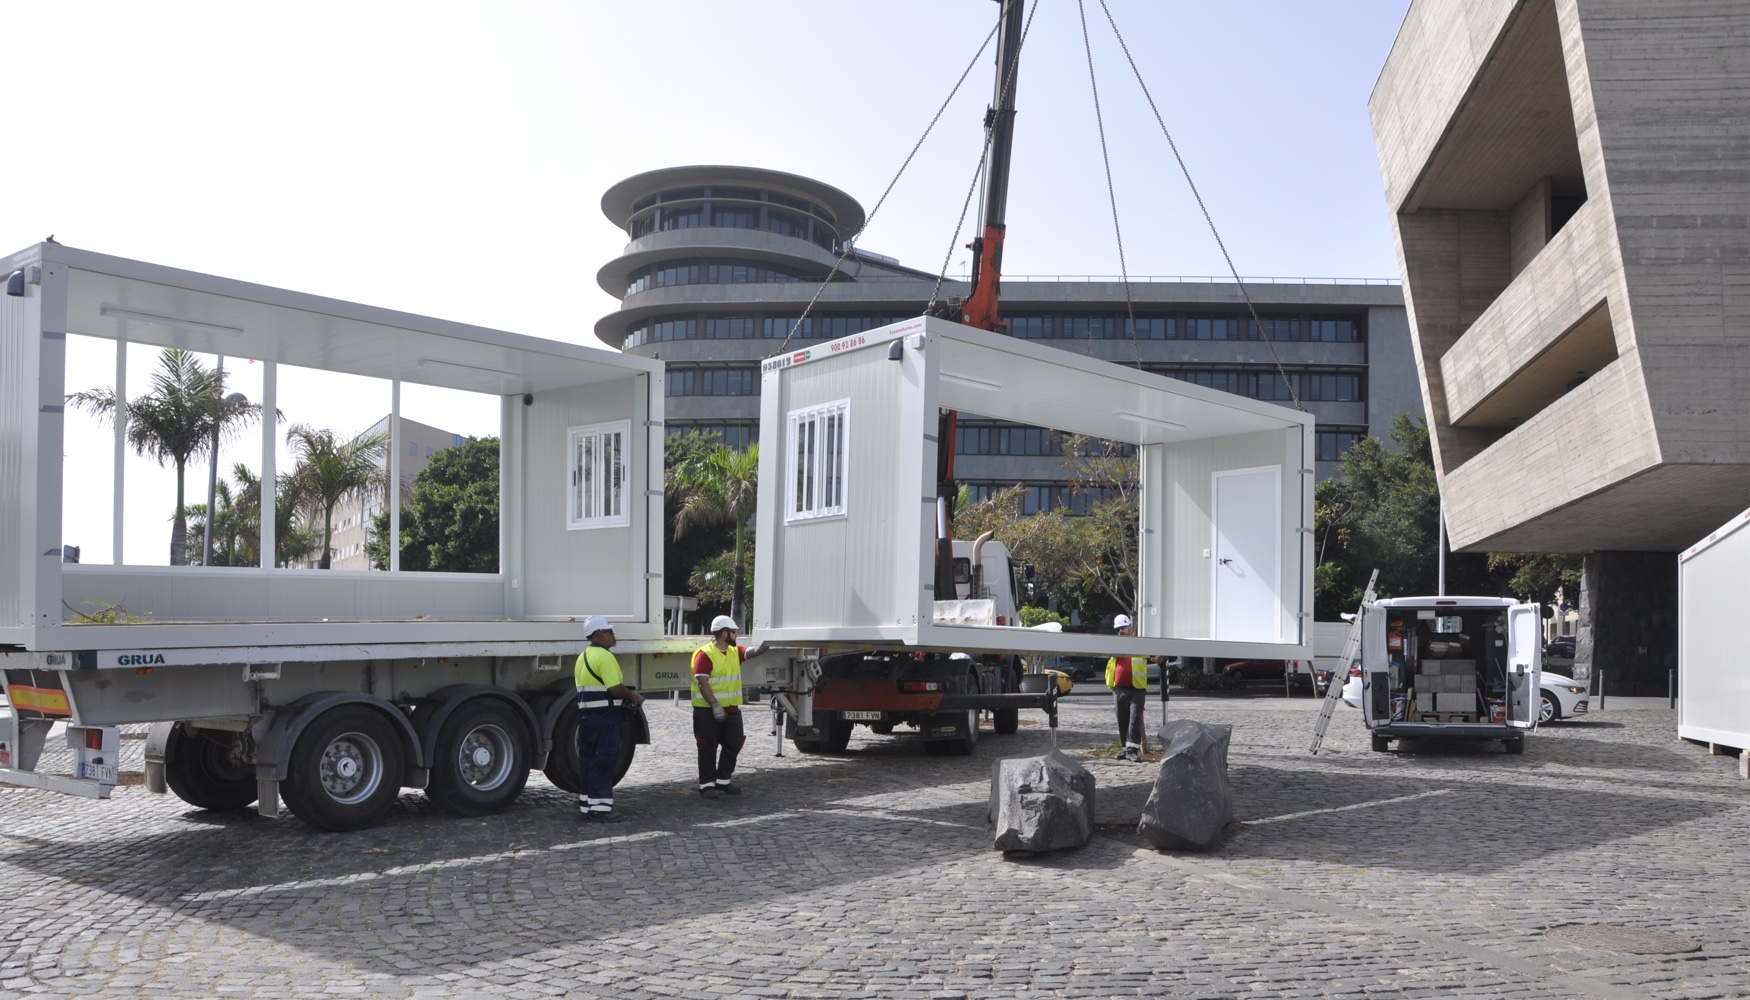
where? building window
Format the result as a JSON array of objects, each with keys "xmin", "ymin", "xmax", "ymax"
[
  {"xmin": 1186, "ymin": 315, "xmax": 1242, "ymax": 340},
  {"xmin": 666, "ymin": 367, "xmax": 759, "ymax": 397},
  {"xmin": 1129, "ymin": 316, "xmax": 1173, "ymax": 339},
  {"xmin": 1316, "ymin": 429, "xmax": 1365, "ymax": 462},
  {"xmin": 568, "ymin": 420, "xmax": 630, "ymax": 530},
  {"xmin": 667, "ymin": 422, "xmax": 758, "ymax": 450},
  {"xmin": 787, "ymin": 399, "xmax": 849, "ymax": 522}
]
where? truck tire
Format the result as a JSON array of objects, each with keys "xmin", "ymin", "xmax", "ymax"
[
  {"xmin": 953, "ymin": 673, "xmax": 981, "ymax": 756},
  {"xmin": 1505, "ymin": 735, "xmax": 1526, "ymax": 754},
  {"xmin": 164, "ymin": 725, "xmax": 257, "ymax": 811},
  {"xmin": 281, "ymin": 705, "xmax": 407, "ymax": 832},
  {"xmin": 791, "ymin": 713, "xmax": 850, "ymax": 754},
  {"xmin": 1370, "ymin": 734, "xmax": 1390, "ymax": 753},
  {"xmin": 992, "ymin": 658, "xmax": 1020, "ymax": 735},
  {"xmin": 542, "ymin": 704, "xmax": 637, "ymax": 793},
  {"xmin": 426, "ymin": 701, "xmax": 530, "ymax": 817}
]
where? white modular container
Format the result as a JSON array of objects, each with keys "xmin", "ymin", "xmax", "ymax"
[
  {"xmin": 752, "ymin": 316, "xmax": 1315, "ymax": 662},
  {"xmin": 0, "ymin": 242, "xmax": 673, "ymax": 657},
  {"xmin": 1678, "ymin": 507, "xmax": 1750, "ymax": 750}
]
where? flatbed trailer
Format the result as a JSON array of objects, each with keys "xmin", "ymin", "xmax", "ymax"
[{"xmin": 0, "ymin": 242, "xmax": 703, "ymax": 830}]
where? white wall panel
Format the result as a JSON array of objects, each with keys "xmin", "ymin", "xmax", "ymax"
[{"xmin": 1679, "ymin": 512, "xmax": 1750, "ymax": 747}]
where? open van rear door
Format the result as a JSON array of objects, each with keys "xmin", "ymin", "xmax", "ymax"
[
  {"xmin": 1505, "ymin": 603, "xmax": 1543, "ymax": 729},
  {"xmin": 1360, "ymin": 603, "xmax": 1388, "ymax": 728}
]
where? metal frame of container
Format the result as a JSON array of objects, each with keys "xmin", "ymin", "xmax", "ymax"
[
  {"xmin": 752, "ymin": 316, "xmax": 1315, "ymax": 662},
  {"xmin": 1, "ymin": 241, "xmax": 685, "ymax": 665},
  {"xmin": 1677, "ymin": 507, "xmax": 1750, "ymax": 750}
]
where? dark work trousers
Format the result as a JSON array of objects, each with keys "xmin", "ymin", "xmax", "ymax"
[
  {"xmin": 1113, "ymin": 686, "xmax": 1147, "ymax": 750},
  {"xmin": 576, "ymin": 712, "xmax": 622, "ymax": 815},
  {"xmin": 693, "ymin": 706, "xmax": 745, "ymax": 789}
]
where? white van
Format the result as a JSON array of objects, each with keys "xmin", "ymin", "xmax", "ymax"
[{"xmin": 1359, "ymin": 596, "xmax": 1543, "ymax": 754}]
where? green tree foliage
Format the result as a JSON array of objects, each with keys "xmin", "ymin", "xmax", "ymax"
[
  {"xmin": 951, "ymin": 433, "xmax": 1137, "ymax": 625},
  {"xmin": 67, "ymin": 349, "xmax": 264, "ymax": 565},
  {"xmin": 668, "ymin": 439, "xmax": 760, "ymax": 624},
  {"xmin": 366, "ymin": 436, "xmax": 499, "ymax": 573},
  {"xmin": 1020, "ymin": 606, "xmax": 1067, "ymax": 629},
  {"xmin": 286, "ymin": 424, "xmax": 388, "ymax": 569},
  {"xmin": 1487, "ymin": 552, "xmax": 1582, "ymax": 606},
  {"xmin": 1314, "ymin": 414, "xmax": 1512, "ymax": 616},
  {"xmin": 687, "ymin": 551, "xmax": 754, "ymax": 608},
  {"xmin": 663, "ymin": 432, "xmax": 737, "ymax": 613}
]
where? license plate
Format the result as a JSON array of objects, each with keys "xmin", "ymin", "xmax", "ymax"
[
  {"xmin": 842, "ymin": 711, "xmax": 884, "ymax": 721},
  {"xmin": 80, "ymin": 762, "xmax": 118, "ymax": 783}
]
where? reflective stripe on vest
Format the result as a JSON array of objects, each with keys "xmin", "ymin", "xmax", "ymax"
[
  {"xmin": 691, "ymin": 644, "xmax": 744, "ymax": 708},
  {"xmin": 577, "ymin": 646, "xmax": 619, "ymax": 710}
]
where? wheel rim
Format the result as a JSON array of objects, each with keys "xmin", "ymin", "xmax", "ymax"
[
  {"xmin": 1539, "ymin": 695, "xmax": 1556, "ymax": 724},
  {"xmin": 455, "ymin": 723, "xmax": 516, "ymax": 791},
  {"xmin": 318, "ymin": 731, "xmax": 385, "ymax": 805}
]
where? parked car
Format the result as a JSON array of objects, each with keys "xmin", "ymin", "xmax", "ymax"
[
  {"xmin": 1539, "ymin": 672, "xmax": 1588, "ymax": 723},
  {"xmin": 1545, "ymin": 636, "xmax": 1575, "ymax": 659},
  {"xmin": 1040, "ymin": 655, "xmax": 1104, "ymax": 682},
  {"xmin": 1040, "ymin": 668, "xmax": 1075, "ymax": 695},
  {"xmin": 1221, "ymin": 659, "xmax": 1288, "ymax": 682}
]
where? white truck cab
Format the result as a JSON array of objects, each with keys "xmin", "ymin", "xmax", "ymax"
[{"xmin": 1360, "ymin": 596, "xmax": 1542, "ymax": 754}]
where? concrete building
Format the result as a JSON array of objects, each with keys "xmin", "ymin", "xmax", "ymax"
[
  {"xmin": 314, "ymin": 415, "xmax": 466, "ymax": 571},
  {"xmin": 1371, "ymin": 0, "xmax": 1750, "ymax": 693},
  {"xmin": 596, "ymin": 165, "xmax": 1423, "ymax": 506}
]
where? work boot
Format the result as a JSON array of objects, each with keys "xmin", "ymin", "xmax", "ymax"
[
  {"xmin": 717, "ymin": 783, "xmax": 742, "ymax": 796},
  {"xmin": 585, "ymin": 811, "xmax": 625, "ymax": 824},
  {"xmin": 699, "ymin": 786, "xmax": 723, "ymax": 800}
]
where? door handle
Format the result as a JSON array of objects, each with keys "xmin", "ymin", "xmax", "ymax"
[{"xmin": 1219, "ymin": 558, "xmax": 1233, "ymax": 565}]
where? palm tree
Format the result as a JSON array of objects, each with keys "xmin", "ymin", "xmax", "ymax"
[
  {"xmin": 286, "ymin": 424, "xmax": 388, "ymax": 569},
  {"xmin": 669, "ymin": 442, "xmax": 759, "ymax": 624},
  {"xmin": 68, "ymin": 349, "xmax": 264, "ymax": 565}
]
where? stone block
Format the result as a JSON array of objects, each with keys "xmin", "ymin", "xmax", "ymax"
[
  {"xmin": 1137, "ymin": 719, "xmax": 1233, "ymax": 851},
  {"xmin": 988, "ymin": 750, "xmax": 1095, "ymax": 854}
]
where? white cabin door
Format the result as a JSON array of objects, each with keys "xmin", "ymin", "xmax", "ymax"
[{"xmin": 1212, "ymin": 466, "xmax": 1281, "ymax": 642}]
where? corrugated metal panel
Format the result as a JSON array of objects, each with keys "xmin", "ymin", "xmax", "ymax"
[
  {"xmin": 0, "ymin": 259, "xmax": 43, "ymax": 630},
  {"xmin": 769, "ymin": 349, "xmax": 904, "ymax": 630},
  {"xmin": 1678, "ymin": 511, "xmax": 1750, "ymax": 746},
  {"xmin": 521, "ymin": 378, "xmax": 643, "ymax": 620}
]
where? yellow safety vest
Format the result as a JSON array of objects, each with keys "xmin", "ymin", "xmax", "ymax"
[
  {"xmin": 576, "ymin": 646, "xmax": 624, "ymax": 712},
  {"xmin": 1106, "ymin": 655, "xmax": 1147, "ymax": 690},
  {"xmin": 691, "ymin": 643, "xmax": 744, "ymax": 708}
]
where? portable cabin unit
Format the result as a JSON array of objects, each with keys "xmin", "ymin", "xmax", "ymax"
[
  {"xmin": 1678, "ymin": 507, "xmax": 1750, "ymax": 752},
  {"xmin": 752, "ymin": 316, "xmax": 1315, "ymax": 663},
  {"xmin": 0, "ymin": 242, "xmax": 670, "ymax": 655}
]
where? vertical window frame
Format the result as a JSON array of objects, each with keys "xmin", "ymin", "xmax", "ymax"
[
  {"xmin": 567, "ymin": 419, "xmax": 632, "ymax": 531},
  {"xmin": 785, "ymin": 399, "xmax": 851, "ymax": 523}
]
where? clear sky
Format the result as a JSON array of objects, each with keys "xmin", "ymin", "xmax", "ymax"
[{"xmin": 4, "ymin": 1, "xmax": 1412, "ymax": 565}]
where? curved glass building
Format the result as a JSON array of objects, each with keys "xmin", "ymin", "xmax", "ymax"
[{"xmin": 597, "ymin": 164, "xmax": 1421, "ymax": 493}]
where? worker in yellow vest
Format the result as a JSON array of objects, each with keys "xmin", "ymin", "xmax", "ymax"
[
  {"xmin": 575, "ymin": 615, "xmax": 645, "ymax": 822},
  {"xmin": 692, "ymin": 615, "xmax": 758, "ymax": 799},
  {"xmin": 1107, "ymin": 614, "xmax": 1150, "ymax": 762}
]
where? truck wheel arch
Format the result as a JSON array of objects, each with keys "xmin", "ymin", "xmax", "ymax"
[
  {"xmin": 255, "ymin": 692, "xmax": 424, "ymax": 788},
  {"xmin": 411, "ymin": 684, "xmax": 543, "ymax": 775}
]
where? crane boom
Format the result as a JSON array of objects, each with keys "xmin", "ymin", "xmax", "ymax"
[{"xmin": 960, "ymin": 0, "xmax": 1024, "ymax": 334}]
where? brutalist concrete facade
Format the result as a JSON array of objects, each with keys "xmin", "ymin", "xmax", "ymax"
[{"xmin": 1372, "ymin": 0, "xmax": 1750, "ymax": 693}]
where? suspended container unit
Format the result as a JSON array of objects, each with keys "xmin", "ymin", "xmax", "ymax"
[
  {"xmin": 0, "ymin": 242, "xmax": 693, "ymax": 828},
  {"xmin": 752, "ymin": 316, "xmax": 1316, "ymax": 663},
  {"xmin": 1678, "ymin": 507, "xmax": 1750, "ymax": 754}
]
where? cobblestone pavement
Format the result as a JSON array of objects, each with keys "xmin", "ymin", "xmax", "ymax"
[{"xmin": 2, "ymin": 692, "xmax": 1747, "ymax": 999}]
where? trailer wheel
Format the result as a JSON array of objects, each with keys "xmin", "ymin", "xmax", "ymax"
[
  {"xmin": 164, "ymin": 725, "xmax": 257, "ymax": 811},
  {"xmin": 281, "ymin": 705, "xmax": 406, "ymax": 832},
  {"xmin": 953, "ymin": 674, "xmax": 981, "ymax": 756},
  {"xmin": 1505, "ymin": 735, "xmax": 1526, "ymax": 754},
  {"xmin": 790, "ymin": 713, "xmax": 849, "ymax": 754},
  {"xmin": 1370, "ymin": 735, "xmax": 1390, "ymax": 753},
  {"xmin": 427, "ymin": 701, "xmax": 530, "ymax": 817},
  {"xmin": 542, "ymin": 704, "xmax": 637, "ymax": 793}
]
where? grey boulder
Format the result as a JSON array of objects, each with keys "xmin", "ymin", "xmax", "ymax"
[
  {"xmin": 1137, "ymin": 719, "xmax": 1233, "ymax": 851},
  {"xmin": 988, "ymin": 750, "xmax": 1096, "ymax": 853}
]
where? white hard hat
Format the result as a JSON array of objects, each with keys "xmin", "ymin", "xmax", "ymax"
[
  {"xmin": 1113, "ymin": 614, "xmax": 1133, "ymax": 629},
  {"xmin": 710, "ymin": 615, "xmax": 740, "ymax": 633},
  {"xmin": 583, "ymin": 615, "xmax": 613, "ymax": 636}
]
